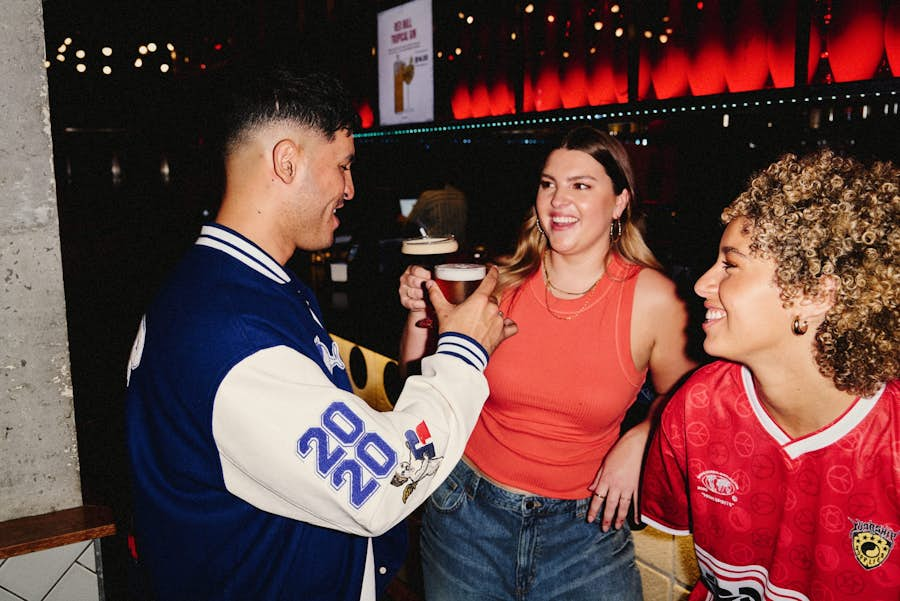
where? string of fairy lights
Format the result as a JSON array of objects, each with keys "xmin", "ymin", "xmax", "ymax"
[
  {"xmin": 450, "ymin": 2, "xmax": 664, "ymax": 54},
  {"xmin": 44, "ymin": 1, "xmax": 852, "ymax": 78},
  {"xmin": 44, "ymin": 35, "xmax": 227, "ymax": 76},
  {"xmin": 43, "ymin": 2, "xmax": 679, "ymax": 77},
  {"xmin": 413, "ymin": 2, "xmax": 665, "ymax": 64}
]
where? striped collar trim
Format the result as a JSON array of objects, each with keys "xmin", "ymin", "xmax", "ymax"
[
  {"xmin": 196, "ymin": 224, "xmax": 291, "ymax": 285},
  {"xmin": 740, "ymin": 365, "xmax": 885, "ymax": 459}
]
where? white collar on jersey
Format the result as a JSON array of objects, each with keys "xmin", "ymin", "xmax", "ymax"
[
  {"xmin": 740, "ymin": 365, "xmax": 886, "ymax": 460},
  {"xmin": 195, "ymin": 224, "xmax": 291, "ymax": 285}
]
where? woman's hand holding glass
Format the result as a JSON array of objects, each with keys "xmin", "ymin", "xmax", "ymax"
[
  {"xmin": 399, "ymin": 265, "xmax": 517, "ymax": 356},
  {"xmin": 399, "ymin": 264, "xmax": 433, "ymax": 315}
]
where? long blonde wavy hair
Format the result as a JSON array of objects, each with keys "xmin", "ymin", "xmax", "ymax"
[{"xmin": 495, "ymin": 126, "xmax": 661, "ymax": 298}]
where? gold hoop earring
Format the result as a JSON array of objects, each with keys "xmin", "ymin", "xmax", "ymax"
[
  {"xmin": 792, "ymin": 316, "xmax": 808, "ymax": 336},
  {"xmin": 609, "ymin": 218, "xmax": 622, "ymax": 243},
  {"xmin": 534, "ymin": 209, "xmax": 545, "ymax": 237}
]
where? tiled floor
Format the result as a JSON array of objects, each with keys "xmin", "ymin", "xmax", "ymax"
[{"xmin": 0, "ymin": 541, "xmax": 101, "ymax": 601}]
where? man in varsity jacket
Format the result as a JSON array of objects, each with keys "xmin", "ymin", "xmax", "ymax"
[{"xmin": 125, "ymin": 66, "xmax": 516, "ymax": 601}]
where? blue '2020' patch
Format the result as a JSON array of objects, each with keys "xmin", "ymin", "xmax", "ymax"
[{"xmin": 297, "ymin": 401, "xmax": 398, "ymax": 508}]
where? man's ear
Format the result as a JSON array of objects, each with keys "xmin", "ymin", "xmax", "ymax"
[{"xmin": 273, "ymin": 139, "xmax": 298, "ymax": 183}]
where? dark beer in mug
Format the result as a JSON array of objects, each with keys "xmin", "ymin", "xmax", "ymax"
[
  {"xmin": 401, "ymin": 236, "xmax": 459, "ymax": 328},
  {"xmin": 434, "ymin": 263, "xmax": 487, "ymax": 304}
]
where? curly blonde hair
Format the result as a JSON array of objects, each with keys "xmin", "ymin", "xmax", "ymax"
[
  {"xmin": 723, "ymin": 149, "xmax": 899, "ymax": 396},
  {"xmin": 496, "ymin": 126, "xmax": 661, "ymax": 296}
]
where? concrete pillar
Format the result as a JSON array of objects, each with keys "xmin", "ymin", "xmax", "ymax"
[{"xmin": 0, "ymin": 0, "xmax": 82, "ymax": 521}]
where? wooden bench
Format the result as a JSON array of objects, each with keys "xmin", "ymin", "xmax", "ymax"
[{"xmin": 0, "ymin": 505, "xmax": 116, "ymax": 560}]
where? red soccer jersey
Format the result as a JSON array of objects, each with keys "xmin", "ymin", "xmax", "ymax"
[{"xmin": 641, "ymin": 361, "xmax": 900, "ymax": 601}]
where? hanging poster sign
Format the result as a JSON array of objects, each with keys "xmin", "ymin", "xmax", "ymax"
[{"xmin": 377, "ymin": 0, "xmax": 434, "ymax": 126}]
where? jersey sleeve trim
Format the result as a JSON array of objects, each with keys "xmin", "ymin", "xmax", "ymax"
[
  {"xmin": 436, "ymin": 332, "xmax": 487, "ymax": 372},
  {"xmin": 640, "ymin": 515, "xmax": 692, "ymax": 536}
]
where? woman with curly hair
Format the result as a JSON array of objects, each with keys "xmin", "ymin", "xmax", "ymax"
[
  {"xmin": 398, "ymin": 126, "xmax": 697, "ymax": 599},
  {"xmin": 641, "ymin": 149, "xmax": 899, "ymax": 600}
]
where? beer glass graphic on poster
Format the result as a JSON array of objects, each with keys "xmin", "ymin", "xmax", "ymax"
[{"xmin": 377, "ymin": 0, "xmax": 434, "ymax": 126}]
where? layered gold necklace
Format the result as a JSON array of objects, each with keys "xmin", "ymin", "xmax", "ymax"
[{"xmin": 541, "ymin": 253, "xmax": 605, "ymax": 320}]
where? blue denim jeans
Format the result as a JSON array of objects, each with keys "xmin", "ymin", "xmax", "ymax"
[{"xmin": 420, "ymin": 460, "xmax": 642, "ymax": 601}]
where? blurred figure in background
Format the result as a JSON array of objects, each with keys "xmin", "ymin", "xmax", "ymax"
[
  {"xmin": 399, "ymin": 126, "xmax": 696, "ymax": 600},
  {"xmin": 642, "ymin": 149, "xmax": 899, "ymax": 600},
  {"xmin": 404, "ymin": 166, "xmax": 468, "ymax": 246}
]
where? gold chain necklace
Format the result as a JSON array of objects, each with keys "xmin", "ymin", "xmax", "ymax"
[
  {"xmin": 543, "ymin": 284, "xmax": 602, "ymax": 320},
  {"xmin": 541, "ymin": 254, "xmax": 605, "ymax": 320},
  {"xmin": 542, "ymin": 253, "xmax": 605, "ymax": 295}
]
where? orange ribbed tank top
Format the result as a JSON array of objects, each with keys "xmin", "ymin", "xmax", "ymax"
[{"xmin": 465, "ymin": 253, "xmax": 647, "ymax": 499}]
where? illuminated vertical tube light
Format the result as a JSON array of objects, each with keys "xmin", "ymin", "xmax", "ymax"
[
  {"xmin": 687, "ymin": 0, "xmax": 727, "ymax": 96},
  {"xmin": 724, "ymin": 0, "xmax": 769, "ymax": 92},
  {"xmin": 886, "ymin": 2, "xmax": 900, "ymax": 76},
  {"xmin": 651, "ymin": 0, "xmax": 690, "ymax": 100},
  {"xmin": 534, "ymin": 0, "xmax": 562, "ymax": 111},
  {"xmin": 560, "ymin": 2, "xmax": 588, "ymax": 109},
  {"xmin": 827, "ymin": 0, "xmax": 884, "ymax": 83}
]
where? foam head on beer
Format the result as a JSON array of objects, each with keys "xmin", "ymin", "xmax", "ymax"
[
  {"xmin": 400, "ymin": 235, "xmax": 458, "ymax": 256},
  {"xmin": 401, "ymin": 237, "xmax": 462, "ymax": 328},
  {"xmin": 434, "ymin": 263, "xmax": 487, "ymax": 304}
]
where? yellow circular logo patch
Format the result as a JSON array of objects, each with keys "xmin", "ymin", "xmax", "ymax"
[{"xmin": 850, "ymin": 520, "xmax": 896, "ymax": 570}]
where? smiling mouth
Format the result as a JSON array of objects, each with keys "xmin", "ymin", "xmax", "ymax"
[
  {"xmin": 551, "ymin": 216, "xmax": 578, "ymax": 225},
  {"xmin": 704, "ymin": 308, "xmax": 726, "ymax": 322}
]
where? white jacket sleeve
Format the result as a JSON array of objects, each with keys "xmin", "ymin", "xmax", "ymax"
[{"xmin": 211, "ymin": 333, "xmax": 489, "ymax": 536}]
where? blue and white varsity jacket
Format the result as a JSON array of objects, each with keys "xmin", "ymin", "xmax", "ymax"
[{"xmin": 125, "ymin": 224, "xmax": 490, "ymax": 600}]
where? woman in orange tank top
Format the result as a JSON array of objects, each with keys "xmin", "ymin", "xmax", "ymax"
[{"xmin": 398, "ymin": 126, "xmax": 697, "ymax": 600}]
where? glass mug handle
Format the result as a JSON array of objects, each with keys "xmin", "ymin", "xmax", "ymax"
[{"xmin": 415, "ymin": 280, "xmax": 435, "ymax": 328}]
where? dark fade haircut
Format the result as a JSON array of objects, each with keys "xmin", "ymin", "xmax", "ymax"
[{"xmin": 219, "ymin": 65, "xmax": 359, "ymax": 158}]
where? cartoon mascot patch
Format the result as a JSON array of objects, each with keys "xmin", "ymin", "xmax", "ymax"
[{"xmin": 391, "ymin": 421, "xmax": 442, "ymax": 503}]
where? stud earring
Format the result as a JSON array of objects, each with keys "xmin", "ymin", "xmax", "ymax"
[{"xmin": 791, "ymin": 316, "xmax": 808, "ymax": 336}]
